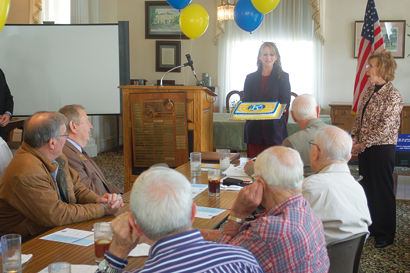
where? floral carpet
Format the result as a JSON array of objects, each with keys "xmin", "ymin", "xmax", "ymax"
[{"xmin": 93, "ymin": 148, "xmax": 410, "ymax": 272}]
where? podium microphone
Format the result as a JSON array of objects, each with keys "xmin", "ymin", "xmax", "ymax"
[{"xmin": 185, "ymin": 54, "xmax": 202, "ymax": 86}]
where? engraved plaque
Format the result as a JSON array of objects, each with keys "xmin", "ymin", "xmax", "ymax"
[{"xmin": 130, "ymin": 92, "xmax": 188, "ymax": 167}]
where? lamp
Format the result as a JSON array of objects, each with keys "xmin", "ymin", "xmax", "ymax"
[{"xmin": 217, "ymin": 0, "xmax": 236, "ymax": 21}]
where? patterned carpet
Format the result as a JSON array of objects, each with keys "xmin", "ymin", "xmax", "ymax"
[{"xmin": 94, "ymin": 149, "xmax": 410, "ymax": 272}]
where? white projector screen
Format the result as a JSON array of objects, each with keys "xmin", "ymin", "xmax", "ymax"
[{"xmin": 0, "ymin": 24, "xmax": 124, "ymax": 116}]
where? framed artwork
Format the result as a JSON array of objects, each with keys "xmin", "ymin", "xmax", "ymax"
[
  {"xmin": 354, "ymin": 20, "xmax": 406, "ymax": 58},
  {"xmin": 156, "ymin": 41, "xmax": 181, "ymax": 72},
  {"xmin": 145, "ymin": 1, "xmax": 188, "ymax": 39}
]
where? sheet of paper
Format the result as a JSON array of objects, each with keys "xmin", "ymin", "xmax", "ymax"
[
  {"xmin": 195, "ymin": 206, "xmax": 226, "ymax": 219},
  {"xmin": 40, "ymin": 228, "xmax": 94, "ymax": 246},
  {"xmin": 220, "ymin": 185, "xmax": 242, "ymax": 191},
  {"xmin": 22, "ymin": 254, "xmax": 33, "ymax": 264},
  {"xmin": 191, "ymin": 184, "xmax": 208, "ymax": 198},
  {"xmin": 128, "ymin": 243, "xmax": 151, "ymax": 257},
  {"xmin": 39, "ymin": 264, "xmax": 98, "ymax": 273},
  {"xmin": 222, "ymin": 164, "xmax": 251, "ymax": 178},
  {"xmin": 201, "ymin": 163, "xmax": 219, "ymax": 171}
]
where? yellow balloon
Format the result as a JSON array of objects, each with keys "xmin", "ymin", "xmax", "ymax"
[
  {"xmin": 251, "ymin": 0, "xmax": 280, "ymax": 14},
  {"xmin": 179, "ymin": 4, "xmax": 209, "ymax": 39},
  {"xmin": 0, "ymin": 0, "xmax": 10, "ymax": 33}
]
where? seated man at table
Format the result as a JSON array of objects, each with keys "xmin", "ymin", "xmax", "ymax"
[
  {"xmin": 97, "ymin": 167, "xmax": 264, "ymax": 273},
  {"xmin": 0, "ymin": 111, "xmax": 123, "ymax": 242},
  {"xmin": 303, "ymin": 126, "xmax": 371, "ymax": 245},
  {"xmin": 59, "ymin": 104, "xmax": 121, "ymax": 195},
  {"xmin": 245, "ymin": 94, "xmax": 330, "ymax": 175},
  {"xmin": 201, "ymin": 146, "xmax": 329, "ymax": 273}
]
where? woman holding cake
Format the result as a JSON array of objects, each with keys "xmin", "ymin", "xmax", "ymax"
[
  {"xmin": 351, "ymin": 51, "xmax": 403, "ymax": 248},
  {"xmin": 242, "ymin": 42, "xmax": 291, "ymax": 158}
]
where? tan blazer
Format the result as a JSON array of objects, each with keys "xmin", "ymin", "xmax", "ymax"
[
  {"xmin": 63, "ymin": 141, "xmax": 122, "ymax": 196},
  {"xmin": 0, "ymin": 142, "xmax": 105, "ymax": 241}
]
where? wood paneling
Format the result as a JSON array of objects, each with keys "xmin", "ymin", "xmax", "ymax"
[{"xmin": 330, "ymin": 103, "xmax": 410, "ymax": 134}]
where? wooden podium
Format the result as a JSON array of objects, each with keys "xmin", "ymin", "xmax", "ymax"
[{"xmin": 120, "ymin": 85, "xmax": 216, "ymax": 192}]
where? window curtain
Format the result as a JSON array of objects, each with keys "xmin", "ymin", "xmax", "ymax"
[
  {"xmin": 39, "ymin": 0, "xmax": 70, "ymax": 24},
  {"xmin": 217, "ymin": 0, "xmax": 323, "ymax": 112},
  {"xmin": 71, "ymin": 0, "xmax": 99, "ymax": 24},
  {"xmin": 29, "ymin": 0, "xmax": 42, "ymax": 24}
]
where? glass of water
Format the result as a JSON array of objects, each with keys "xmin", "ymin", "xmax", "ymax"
[
  {"xmin": 1, "ymin": 234, "xmax": 22, "ymax": 273},
  {"xmin": 190, "ymin": 152, "xmax": 201, "ymax": 176},
  {"xmin": 218, "ymin": 149, "xmax": 230, "ymax": 172},
  {"xmin": 48, "ymin": 262, "xmax": 71, "ymax": 273}
]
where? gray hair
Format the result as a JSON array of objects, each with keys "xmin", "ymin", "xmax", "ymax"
[
  {"xmin": 24, "ymin": 111, "xmax": 68, "ymax": 148},
  {"xmin": 291, "ymin": 94, "xmax": 317, "ymax": 121},
  {"xmin": 59, "ymin": 104, "xmax": 85, "ymax": 128},
  {"xmin": 314, "ymin": 126, "xmax": 352, "ymax": 163},
  {"xmin": 254, "ymin": 146, "xmax": 303, "ymax": 189},
  {"xmin": 130, "ymin": 167, "xmax": 193, "ymax": 241}
]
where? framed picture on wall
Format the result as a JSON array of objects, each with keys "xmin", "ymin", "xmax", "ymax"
[
  {"xmin": 156, "ymin": 41, "xmax": 181, "ymax": 72},
  {"xmin": 145, "ymin": 1, "xmax": 188, "ymax": 39},
  {"xmin": 354, "ymin": 20, "xmax": 406, "ymax": 58}
]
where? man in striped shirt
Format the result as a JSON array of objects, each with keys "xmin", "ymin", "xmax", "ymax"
[
  {"xmin": 201, "ymin": 146, "xmax": 329, "ymax": 273},
  {"xmin": 96, "ymin": 167, "xmax": 263, "ymax": 273}
]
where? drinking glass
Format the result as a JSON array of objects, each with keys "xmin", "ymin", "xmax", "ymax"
[
  {"xmin": 190, "ymin": 152, "xmax": 201, "ymax": 176},
  {"xmin": 208, "ymin": 169, "xmax": 221, "ymax": 197},
  {"xmin": 48, "ymin": 262, "xmax": 71, "ymax": 273},
  {"xmin": 93, "ymin": 222, "xmax": 113, "ymax": 263},
  {"xmin": 1, "ymin": 234, "xmax": 22, "ymax": 273}
]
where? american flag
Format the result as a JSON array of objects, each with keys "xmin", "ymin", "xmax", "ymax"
[{"xmin": 352, "ymin": 0, "xmax": 385, "ymax": 115}]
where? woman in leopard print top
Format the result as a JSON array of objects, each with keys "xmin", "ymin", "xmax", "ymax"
[{"xmin": 351, "ymin": 51, "xmax": 403, "ymax": 249}]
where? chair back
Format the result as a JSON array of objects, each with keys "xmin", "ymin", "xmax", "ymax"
[
  {"xmin": 327, "ymin": 232, "xmax": 368, "ymax": 273},
  {"xmin": 226, "ymin": 90, "xmax": 243, "ymax": 113}
]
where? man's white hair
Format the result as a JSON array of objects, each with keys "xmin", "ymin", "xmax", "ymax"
[
  {"xmin": 291, "ymin": 94, "xmax": 317, "ymax": 121},
  {"xmin": 254, "ymin": 146, "xmax": 304, "ymax": 189},
  {"xmin": 314, "ymin": 126, "xmax": 352, "ymax": 163},
  {"xmin": 130, "ymin": 167, "xmax": 192, "ymax": 241}
]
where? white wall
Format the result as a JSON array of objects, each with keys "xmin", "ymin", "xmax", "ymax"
[{"xmin": 322, "ymin": 0, "xmax": 410, "ymax": 113}]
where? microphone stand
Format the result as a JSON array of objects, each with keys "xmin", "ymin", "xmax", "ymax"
[{"xmin": 159, "ymin": 63, "xmax": 188, "ymax": 87}]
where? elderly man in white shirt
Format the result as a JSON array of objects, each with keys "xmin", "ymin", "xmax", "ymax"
[
  {"xmin": 0, "ymin": 136, "xmax": 13, "ymax": 180},
  {"xmin": 303, "ymin": 126, "xmax": 372, "ymax": 245}
]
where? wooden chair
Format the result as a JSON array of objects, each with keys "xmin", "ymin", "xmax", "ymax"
[
  {"xmin": 285, "ymin": 92, "xmax": 298, "ymax": 123},
  {"xmin": 327, "ymin": 232, "xmax": 368, "ymax": 273},
  {"xmin": 225, "ymin": 90, "xmax": 244, "ymax": 113}
]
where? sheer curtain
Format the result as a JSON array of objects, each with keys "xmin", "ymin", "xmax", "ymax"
[
  {"xmin": 39, "ymin": 0, "xmax": 71, "ymax": 24},
  {"xmin": 217, "ymin": 0, "xmax": 323, "ymax": 112}
]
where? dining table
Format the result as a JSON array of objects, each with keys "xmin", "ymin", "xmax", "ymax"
[{"xmin": 0, "ymin": 159, "xmax": 248, "ymax": 272}]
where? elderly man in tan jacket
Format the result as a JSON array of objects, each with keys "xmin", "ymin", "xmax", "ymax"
[{"xmin": 0, "ymin": 111, "xmax": 123, "ymax": 241}]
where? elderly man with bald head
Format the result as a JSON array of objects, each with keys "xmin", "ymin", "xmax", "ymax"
[
  {"xmin": 245, "ymin": 94, "xmax": 330, "ymax": 175},
  {"xmin": 201, "ymin": 146, "xmax": 329, "ymax": 273},
  {"xmin": 0, "ymin": 111, "xmax": 123, "ymax": 241},
  {"xmin": 303, "ymin": 126, "xmax": 371, "ymax": 245}
]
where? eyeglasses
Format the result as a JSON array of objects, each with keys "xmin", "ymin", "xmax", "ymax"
[
  {"xmin": 59, "ymin": 133, "xmax": 69, "ymax": 138},
  {"xmin": 365, "ymin": 64, "xmax": 376, "ymax": 69},
  {"xmin": 309, "ymin": 140, "xmax": 321, "ymax": 152}
]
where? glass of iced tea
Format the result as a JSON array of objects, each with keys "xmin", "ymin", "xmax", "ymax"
[
  {"xmin": 208, "ymin": 169, "xmax": 221, "ymax": 197},
  {"xmin": 93, "ymin": 222, "xmax": 112, "ymax": 262}
]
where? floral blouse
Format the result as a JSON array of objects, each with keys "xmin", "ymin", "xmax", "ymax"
[{"xmin": 352, "ymin": 81, "xmax": 403, "ymax": 148}]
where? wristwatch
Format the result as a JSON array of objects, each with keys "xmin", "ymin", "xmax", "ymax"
[
  {"xmin": 98, "ymin": 259, "xmax": 123, "ymax": 273},
  {"xmin": 228, "ymin": 215, "xmax": 244, "ymax": 224}
]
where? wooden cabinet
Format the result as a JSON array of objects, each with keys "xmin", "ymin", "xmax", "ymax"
[
  {"xmin": 330, "ymin": 103, "xmax": 410, "ymax": 133},
  {"xmin": 401, "ymin": 104, "xmax": 410, "ymax": 134},
  {"xmin": 329, "ymin": 103, "xmax": 356, "ymax": 131}
]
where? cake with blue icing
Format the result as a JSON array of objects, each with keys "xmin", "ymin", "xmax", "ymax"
[{"xmin": 232, "ymin": 101, "xmax": 282, "ymax": 120}]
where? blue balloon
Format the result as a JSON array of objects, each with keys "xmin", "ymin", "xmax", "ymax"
[
  {"xmin": 167, "ymin": 0, "xmax": 192, "ymax": 10},
  {"xmin": 234, "ymin": 0, "xmax": 264, "ymax": 33}
]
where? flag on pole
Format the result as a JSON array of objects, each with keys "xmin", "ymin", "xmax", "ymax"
[{"xmin": 352, "ymin": 0, "xmax": 385, "ymax": 115}]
